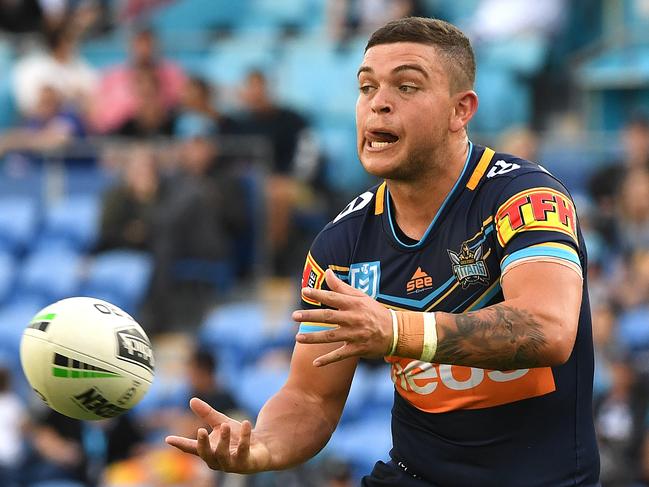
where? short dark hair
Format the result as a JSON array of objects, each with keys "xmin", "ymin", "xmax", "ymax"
[
  {"xmin": 365, "ymin": 17, "xmax": 476, "ymax": 92},
  {"xmin": 191, "ymin": 349, "xmax": 217, "ymax": 374}
]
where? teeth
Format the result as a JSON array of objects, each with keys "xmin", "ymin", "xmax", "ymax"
[{"xmin": 370, "ymin": 141, "xmax": 394, "ymax": 149}]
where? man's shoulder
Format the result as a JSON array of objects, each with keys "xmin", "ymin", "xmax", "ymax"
[
  {"xmin": 475, "ymin": 150, "xmax": 570, "ymax": 198},
  {"xmin": 323, "ymin": 184, "xmax": 383, "ymax": 231}
]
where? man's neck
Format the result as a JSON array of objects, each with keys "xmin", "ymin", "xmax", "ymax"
[{"xmin": 387, "ymin": 138, "xmax": 470, "ymax": 241}]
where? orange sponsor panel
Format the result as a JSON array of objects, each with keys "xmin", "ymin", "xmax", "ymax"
[
  {"xmin": 301, "ymin": 253, "xmax": 325, "ymax": 305},
  {"xmin": 387, "ymin": 358, "xmax": 556, "ymax": 413}
]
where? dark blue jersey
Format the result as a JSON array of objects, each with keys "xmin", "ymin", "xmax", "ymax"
[{"xmin": 299, "ymin": 143, "xmax": 599, "ymax": 487}]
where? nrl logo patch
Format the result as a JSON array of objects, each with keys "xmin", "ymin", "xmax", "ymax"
[
  {"xmin": 349, "ymin": 261, "xmax": 381, "ymax": 298},
  {"xmin": 115, "ymin": 326, "xmax": 154, "ymax": 373},
  {"xmin": 448, "ymin": 242, "xmax": 489, "ymax": 289}
]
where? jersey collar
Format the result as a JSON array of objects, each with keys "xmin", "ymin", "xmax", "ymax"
[{"xmin": 383, "ymin": 141, "xmax": 476, "ymax": 250}]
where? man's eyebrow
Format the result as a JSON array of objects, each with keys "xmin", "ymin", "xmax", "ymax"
[
  {"xmin": 357, "ymin": 66, "xmax": 373, "ymax": 78},
  {"xmin": 392, "ymin": 64, "xmax": 429, "ymax": 79},
  {"xmin": 356, "ymin": 64, "xmax": 430, "ymax": 79}
]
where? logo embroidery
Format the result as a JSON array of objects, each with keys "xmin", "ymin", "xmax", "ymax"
[
  {"xmin": 349, "ymin": 261, "xmax": 381, "ymax": 298},
  {"xmin": 448, "ymin": 243, "xmax": 489, "ymax": 288},
  {"xmin": 486, "ymin": 159, "xmax": 521, "ymax": 178},
  {"xmin": 406, "ymin": 267, "xmax": 433, "ymax": 294}
]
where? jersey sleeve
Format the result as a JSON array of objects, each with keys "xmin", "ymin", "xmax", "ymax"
[
  {"xmin": 491, "ymin": 171, "xmax": 583, "ymax": 279},
  {"xmin": 298, "ymin": 227, "xmax": 349, "ymax": 334}
]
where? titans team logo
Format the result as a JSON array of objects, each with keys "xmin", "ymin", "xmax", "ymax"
[
  {"xmin": 448, "ymin": 243, "xmax": 489, "ymax": 289},
  {"xmin": 349, "ymin": 261, "xmax": 381, "ymax": 298}
]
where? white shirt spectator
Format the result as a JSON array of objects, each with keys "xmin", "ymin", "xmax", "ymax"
[
  {"xmin": 0, "ymin": 392, "xmax": 24, "ymax": 466},
  {"xmin": 12, "ymin": 49, "xmax": 98, "ymax": 116}
]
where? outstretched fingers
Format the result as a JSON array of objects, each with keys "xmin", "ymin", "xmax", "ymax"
[
  {"xmin": 190, "ymin": 397, "xmax": 232, "ymax": 428},
  {"xmin": 165, "ymin": 435, "xmax": 198, "ymax": 455}
]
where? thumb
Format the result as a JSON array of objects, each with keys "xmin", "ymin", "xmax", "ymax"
[{"xmin": 325, "ymin": 268, "xmax": 367, "ymax": 297}]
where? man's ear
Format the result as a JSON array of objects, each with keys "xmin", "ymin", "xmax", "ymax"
[{"xmin": 450, "ymin": 90, "xmax": 478, "ymax": 133}]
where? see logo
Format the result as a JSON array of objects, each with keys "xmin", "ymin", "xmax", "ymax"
[{"xmin": 406, "ymin": 267, "xmax": 433, "ymax": 293}]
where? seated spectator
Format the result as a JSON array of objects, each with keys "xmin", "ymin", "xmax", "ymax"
[
  {"xmin": 91, "ymin": 26, "xmax": 186, "ymax": 133},
  {"xmin": 20, "ymin": 407, "xmax": 88, "ymax": 485},
  {"xmin": 12, "ymin": 23, "xmax": 98, "ymax": 118},
  {"xmin": 0, "ymin": 84, "xmax": 86, "ymax": 163},
  {"xmin": 97, "ymin": 143, "xmax": 162, "ymax": 252},
  {"xmin": 146, "ymin": 117, "xmax": 248, "ymax": 331},
  {"xmin": 112, "ymin": 65, "xmax": 176, "ymax": 139},
  {"xmin": 174, "ymin": 76, "xmax": 238, "ymax": 137},
  {"xmin": 234, "ymin": 69, "xmax": 326, "ymax": 277},
  {"xmin": 185, "ymin": 348, "xmax": 241, "ymax": 418}
]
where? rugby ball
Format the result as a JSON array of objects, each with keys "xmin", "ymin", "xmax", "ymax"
[{"xmin": 20, "ymin": 297, "xmax": 154, "ymax": 420}]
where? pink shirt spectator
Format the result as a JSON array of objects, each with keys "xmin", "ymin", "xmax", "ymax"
[{"xmin": 91, "ymin": 61, "xmax": 186, "ymax": 133}]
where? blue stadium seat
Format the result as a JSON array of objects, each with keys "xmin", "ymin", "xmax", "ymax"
[
  {"xmin": 339, "ymin": 365, "xmax": 371, "ymax": 424},
  {"xmin": 0, "ymin": 300, "xmax": 44, "ymax": 359},
  {"xmin": 36, "ymin": 195, "xmax": 99, "ymax": 251},
  {"xmin": 0, "ymin": 252, "xmax": 16, "ymax": 306},
  {"xmin": 149, "ymin": 0, "xmax": 242, "ymax": 32},
  {"xmin": 240, "ymin": 0, "xmax": 323, "ymax": 31},
  {"xmin": 200, "ymin": 302, "xmax": 266, "ymax": 365},
  {"xmin": 327, "ymin": 415, "xmax": 392, "ymax": 476},
  {"xmin": 365, "ymin": 364, "xmax": 395, "ymax": 412},
  {"xmin": 82, "ymin": 250, "xmax": 153, "ymax": 314},
  {"xmin": 235, "ymin": 364, "xmax": 289, "ymax": 415},
  {"xmin": 0, "ymin": 196, "xmax": 39, "ymax": 255},
  {"xmin": 203, "ymin": 36, "xmax": 278, "ymax": 88},
  {"xmin": 16, "ymin": 249, "xmax": 82, "ymax": 304}
]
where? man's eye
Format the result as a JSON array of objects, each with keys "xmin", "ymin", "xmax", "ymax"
[
  {"xmin": 399, "ymin": 85, "xmax": 417, "ymax": 93},
  {"xmin": 359, "ymin": 85, "xmax": 375, "ymax": 94}
]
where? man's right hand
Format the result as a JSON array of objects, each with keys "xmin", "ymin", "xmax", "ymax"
[{"xmin": 165, "ymin": 397, "xmax": 272, "ymax": 474}]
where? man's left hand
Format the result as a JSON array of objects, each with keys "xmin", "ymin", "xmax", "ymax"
[{"xmin": 292, "ymin": 269, "xmax": 393, "ymax": 366}]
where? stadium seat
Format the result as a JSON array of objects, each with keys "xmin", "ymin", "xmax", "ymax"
[
  {"xmin": 149, "ymin": 0, "xmax": 242, "ymax": 32},
  {"xmin": 327, "ymin": 415, "xmax": 393, "ymax": 476},
  {"xmin": 0, "ymin": 197, "xmax": 39, "ymax": 255},
  {"xmin": 200, "ymin": 302, "xmax": 266, "ymax": 364},
  {"xmin": 0, "ymin": 300, "xmax": 44, "ymax": 359},
  {"xmin": 16, "ymin": 249, "xmax": 82, "ymax": 304},
  {"xmin": 235, "ymin": 364, "xmax": 289, "ymax": 415},
  {"xmin": 37, "ymin": 195, "xmax": 100, "ymax": 251},
  {"xmin": 239, "ymin": 0, "xmax": 323, "ymax": 32},
  {"xmin": 82, "ymin": 250, "xmax": 153, "ymax": 314},
  {"xmin": 0, "ymin": 252, "xmax": 16, "ymax": 306}
]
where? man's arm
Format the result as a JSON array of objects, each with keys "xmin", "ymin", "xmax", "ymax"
[
  {"xmin": 433, "ymin": 260, "xmax": 581, "ymax": 369},
  {"xmin": 294, "ymin": 262, "xmax": 582, "ymax": 370},
  {"xmin": 166, "ymin": 340, "xmax": 357, "ymax": 473}
]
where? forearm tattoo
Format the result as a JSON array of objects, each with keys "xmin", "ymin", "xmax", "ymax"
[{"xmin": 435, "ymin": 304, "xmax": 548, "ymax": 370}]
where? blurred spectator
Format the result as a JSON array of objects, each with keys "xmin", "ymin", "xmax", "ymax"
[
  {"xmin": 186, "ymin": 348, "xmax": 240, "ymax": 416},
  {"xmin": 91, "ymin": 26, "xmax": 186, "ymax": 133},
  {"xmin": 0, "ymin": 84, "xmax": 86, "ymax": 162},
  {"xmin": 595, "ymin": 358, "xmax": 638, "ymax": 487},
  {"xmin": 112, "ymin": 65, "xmax": 176, "ymax": 138},
  {"xmin": 469, "ymin": 0, "xmax": 565, "ymax": 42},
  {"xmin": 498, "ymin": 126, "xmax": 539, "ymax": 161},
  {"xmin": 0, "ymin": 0, "xmax": 47, "ymax": 34},
  {"xmin": 235, "ymin": 69, "xmax": 325, "ymax": 276},
  {"xmin": 146, "ymin": 117, "xmax": 248, "ymax": 331},
  {"xmin": 21, "ymin": 408, "xmax": 88, "ymax": 485},
  {"xmin": 614, "ymin": 171, "xmax": 649, "ymax": 253},
  {"xmin": 0, "ymin": 366, "xmax": 24, "ymax": 487},
  {"xmin": 174, "ymin": 76, "xmax": 238, "ymax": 138},
  {"xmin": 97, "ymin": 143, "xmax": 162, "ymax": 252},
  {"xmin": 12, "ymin": 23, "xmax": 98, "ymax": 117},
  {"xmin": 327, "ymin": 0, "xmax": 424, "ymax": 41},
  {"xmin": 589, "ymin": 113, "xmax": 649, "ymax": 217}
]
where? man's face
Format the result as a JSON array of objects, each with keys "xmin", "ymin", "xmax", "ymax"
[{"xmin": 355, "ymin": 42, "xmax": 455, "ymax": 180}]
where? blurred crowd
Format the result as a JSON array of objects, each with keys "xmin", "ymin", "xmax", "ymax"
[{"xmin": 0, "ymin": 0, "xmax": 647, "ymax": 486}]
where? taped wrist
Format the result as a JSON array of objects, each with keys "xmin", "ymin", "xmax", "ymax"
[{"xmin": 389, "ymin": 310, "xmax": 438, "ymax": 362}]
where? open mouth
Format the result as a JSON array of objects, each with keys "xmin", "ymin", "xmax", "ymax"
[{"xmin": 366, "ymin": 131, "xmax": 399, "ymax": 150}]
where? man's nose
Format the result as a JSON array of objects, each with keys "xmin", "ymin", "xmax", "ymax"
[{"xmin": 370, "ymin": 88, "xmax": 392, "ymax": 114}]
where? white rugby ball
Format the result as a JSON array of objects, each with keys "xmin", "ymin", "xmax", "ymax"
[{"xmin": 20, "ymin": 297, "xmax": 154, "ymax": 420}]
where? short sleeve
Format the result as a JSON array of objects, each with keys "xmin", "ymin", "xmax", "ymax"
[{"xmin": 491, "ymin": 171, "xmax": 583, "ymax": 278}]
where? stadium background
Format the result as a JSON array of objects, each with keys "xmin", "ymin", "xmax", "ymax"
[{"xmin": 0, "ymin": 0, "xmax": 647, "ymax": 486}]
